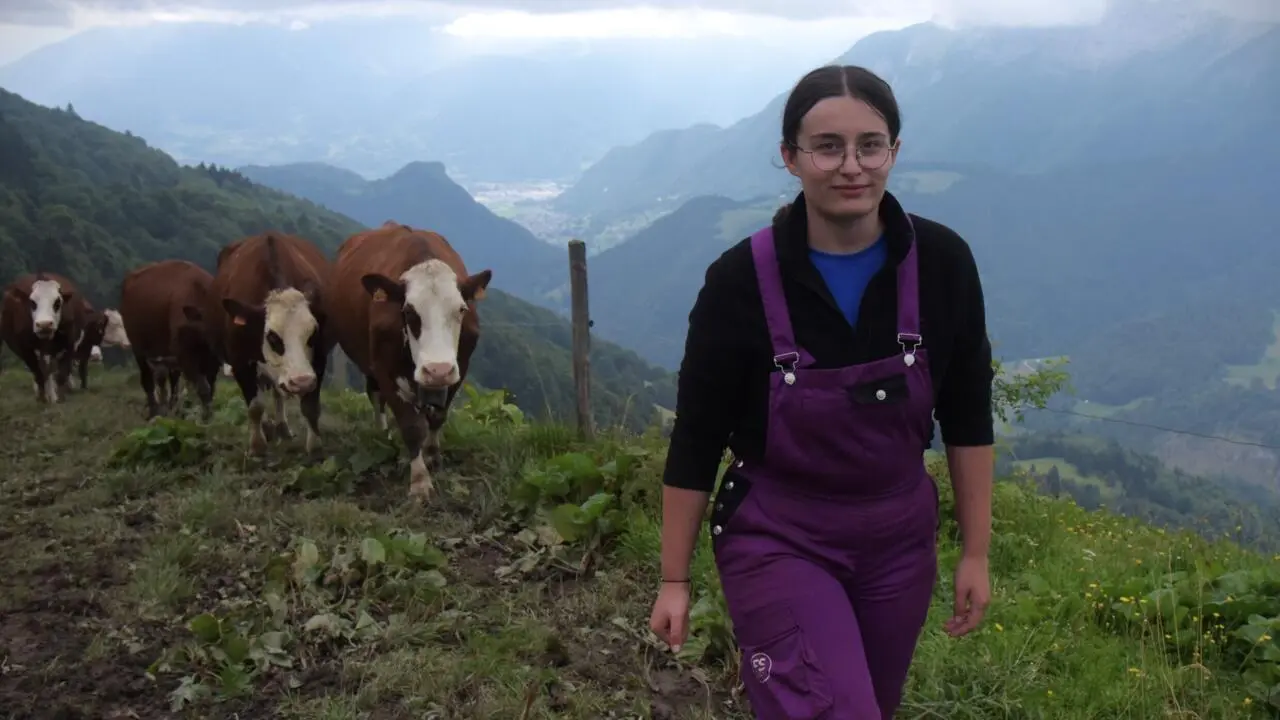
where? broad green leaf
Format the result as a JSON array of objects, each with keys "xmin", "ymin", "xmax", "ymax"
[
  {"xmin": 188, "ymin": 613, "xmax": 221, "ymax": 643},
  {"xmin": 360, "ymin": 537, "xmax": 387, "ymax": 566}
]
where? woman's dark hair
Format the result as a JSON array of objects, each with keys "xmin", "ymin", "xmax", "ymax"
[
  {"xmin": 774, "ymin": 65, "xmax": 902, "ymax": 225},
  {"xmin": 781, "ymin": 65, "xmax": 901, "ymax": 147}
]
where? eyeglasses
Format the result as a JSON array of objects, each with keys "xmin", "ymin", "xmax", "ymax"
[{"xmin": 793, "ymin": 138, "xmax": 895, "ymax": 172}]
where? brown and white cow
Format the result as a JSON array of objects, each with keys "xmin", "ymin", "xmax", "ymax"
[
  {"xmin": 327, "ymin": 222, "xmax": 492, "ymax": 501},
  {"xmin": 0, "ymin": 272, "xmax": 87, "ymax": 403},
  {"xmin": 207, "ymin": 232, "xmax": 335, "ymax": 455},
  {"xmin": 73, "ymin": 303, "xmax": 131, "ymax": 389},
  {"xmin": 119, "ymin": 259, "xmax": 222, "ymax": 420}
]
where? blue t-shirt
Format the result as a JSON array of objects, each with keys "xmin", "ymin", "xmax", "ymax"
[{"xmin": 809, "ymin": 236, "xmax": 887, "ymax": 330}]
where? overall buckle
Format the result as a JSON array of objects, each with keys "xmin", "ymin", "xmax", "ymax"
[
  {"xmin": 773, "ymin": 351, "xmax": 799, "ymax": 385},
  {"xmin": 897, "ymin": 333, "xmax": 922, "ymax": 368}
]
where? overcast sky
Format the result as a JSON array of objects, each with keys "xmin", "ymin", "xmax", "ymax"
[{"xmin": 1, "ymin": 0, "xmax": 1275, "ymax": 66}]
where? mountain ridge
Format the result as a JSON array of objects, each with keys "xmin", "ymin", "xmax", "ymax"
[
  {"xmin": 238, "ymin": 160, "xmax": 566, "ymax": 306},
  {"xmin": 552, "ymin": 10, "xmax": 1280, "ymax": 218}
]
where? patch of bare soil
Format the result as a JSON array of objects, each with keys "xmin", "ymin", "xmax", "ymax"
[{"xmin": 0, "ymin": 550, "xmax": 167, "ymax": 720}]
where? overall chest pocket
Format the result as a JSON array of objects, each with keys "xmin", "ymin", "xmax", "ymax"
[
  {"xmin": 773, "ymin": 370, "xmax": 921, "ymax": 468},
  {"xmin": 846, "ymin": 372, "xmax": 910, "ymax": 406},
  {"xmin": 792, "ymin": 372, "xmax": 911, "ymax": 415}
]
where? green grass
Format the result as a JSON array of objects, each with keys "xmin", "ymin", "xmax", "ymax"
[
  {"xmin": 1226, "ymin": 311, "xmax": 1280, "ymax": 390},
  {"xmin": 1, "ymin": 367, "xmax": 1277, "ymax": 718}
]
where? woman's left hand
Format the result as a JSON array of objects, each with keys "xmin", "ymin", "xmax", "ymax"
[{"xmin": 945, "ymin": 554, "xmax": 990, "ymax": 637}]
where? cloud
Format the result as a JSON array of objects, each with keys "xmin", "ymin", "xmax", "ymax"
[
  {"xmin": 0, "ymin": 0, "xmax": 1104, "ymax": 27},
  {"xmin": 5, "ymin": 0, "xmax": 1277, "ymax": 29},
  {"xmin": 3, "ymin": 0, "xmax": 914, "ymax": 27},
  {"xmin": 440, "ymin": 7, "xmax": 917, "ymax": 42},
  {"xmin": 2, "ymin": 0, "xmax": 75, "ymax": 26}
]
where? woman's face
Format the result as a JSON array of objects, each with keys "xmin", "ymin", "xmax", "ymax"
[{"xmin": 781, "ymin": 94, "xmax": 899, "ymax": 222}]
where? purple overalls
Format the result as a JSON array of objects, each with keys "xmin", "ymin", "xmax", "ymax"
[{"xmin": 709, "ymin": 224, "xmax": 940, "ymax": 720}]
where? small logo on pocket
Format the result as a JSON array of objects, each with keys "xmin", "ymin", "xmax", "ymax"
[{"xmin": 749, "ymin": 652, "xmax": 772, "ymax": 683}]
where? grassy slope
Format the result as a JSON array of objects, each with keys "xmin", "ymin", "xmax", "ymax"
[{"xmin": 1, "ymin": 369, "xmax": 1277, "ymax": 719}]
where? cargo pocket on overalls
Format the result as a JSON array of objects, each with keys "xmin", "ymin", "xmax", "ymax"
[{"xmin": 735, "ymin": 603, "xmax": 833, "ymax": 719}]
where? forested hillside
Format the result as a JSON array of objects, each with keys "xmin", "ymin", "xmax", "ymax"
[
  {"xmin": 1002, "ymin": 433, "xmax": 1280, "ymax": 553},
  {"xmin": 0, "ymin": 99, "xmax": 356, "ymax": 308},
  {"xmin": 0, "ymin": 88, "xmax": 674, "ymax": 431},
  {"xmin": 1019, "ymin": 370, "xmax": 1280, "ymax": 494}
]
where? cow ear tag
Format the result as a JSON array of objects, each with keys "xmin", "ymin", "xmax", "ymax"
[
  {"xmin": 372, "ymin": 288, "xmax": 387, "ymax": 302},
  {"xmin": 232, "ymin": 315, "xmax": 247, "ymax": 326},
  {"xmin": 904, "ymin": 353, "xmax": 915, "ymax": 367}
]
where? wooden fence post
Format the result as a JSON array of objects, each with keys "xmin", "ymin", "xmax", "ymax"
[{"xmin": 568, "ymin": 239, "xmax": 595, "ymax": 440}]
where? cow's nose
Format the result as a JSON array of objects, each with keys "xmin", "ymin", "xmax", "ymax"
[
  {"xmin": 281, "ymin": 373, "xmax": 317, "ymax": 394},
  {"xmin": 34, "ymin": 321, "xmax": 53, "ymax": 333},
  {"xmin": 417, "ymin": 362, "xmax": 454, "ymax": 387}
]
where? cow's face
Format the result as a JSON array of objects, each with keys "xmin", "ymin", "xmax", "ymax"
[
  {"xmin": 100, "ymin": 309, "xmax": 130, "ymax": 349},
  {"xmin": 28, "ymin": 279, "xmax": 74, "ymax": 339},
  {"xmin": 222, "ymin": 288, "xmax": 319, "ymax": 395},
  {"xmin": 361, "ymin": 260, "xmax": 492, "ymax": 389}
]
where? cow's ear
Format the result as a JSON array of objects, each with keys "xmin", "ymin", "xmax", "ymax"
[
  {"xmin": 182, "ymin": 305, "xmax": 203, "ymax": 323},
  {"xmin": 361, "ymin": 273, "xmax": 405, "ymax": 304},
  {"xmin": 222, "ymin": 298, "xmax": 262, "ymax": 327},
  {"xmin": 460, "ymin": 269, "xmax": 493, "ymax": 302}
]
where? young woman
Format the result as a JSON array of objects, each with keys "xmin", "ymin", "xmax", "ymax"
[{"xmin": 648, "ymin": 64, "xmax": 996, "ymax": 719}]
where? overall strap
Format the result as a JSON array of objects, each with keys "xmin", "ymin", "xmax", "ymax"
[
  {"xmin": 748, "ymin": 227, "xmax": 799, "ymax": 369},
  {"xmin": 896, "ymin": 214, "xmax": 922, "ymax": 359}
]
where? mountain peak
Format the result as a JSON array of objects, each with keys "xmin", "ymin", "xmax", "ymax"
[{"xmin": 386, "ymin": 160, "xmax": 451, "ymax": 185}]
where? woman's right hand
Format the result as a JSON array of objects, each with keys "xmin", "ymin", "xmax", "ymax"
[{"xmin": 649, "ymin": 581, "xmax": 692, "ymax": 652}]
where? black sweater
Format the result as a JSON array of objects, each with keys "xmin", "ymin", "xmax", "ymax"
[{"xmin": 661, "ymin": 189, "xmax": 996, "ymax": 493}]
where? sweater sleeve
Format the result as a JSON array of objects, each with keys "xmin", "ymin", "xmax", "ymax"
[
  {"xmin": 934, "ymin": 237, "xmax": 996, "ymax": 446},
  {"xmin": 661, "ymin": 254, "xmax": 749, "ymax": 492}
]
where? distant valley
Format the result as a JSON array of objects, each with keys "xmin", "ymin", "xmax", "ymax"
[{"xmin": 468, "ymin": 180, "xmax": 664, "ymax": 255}]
